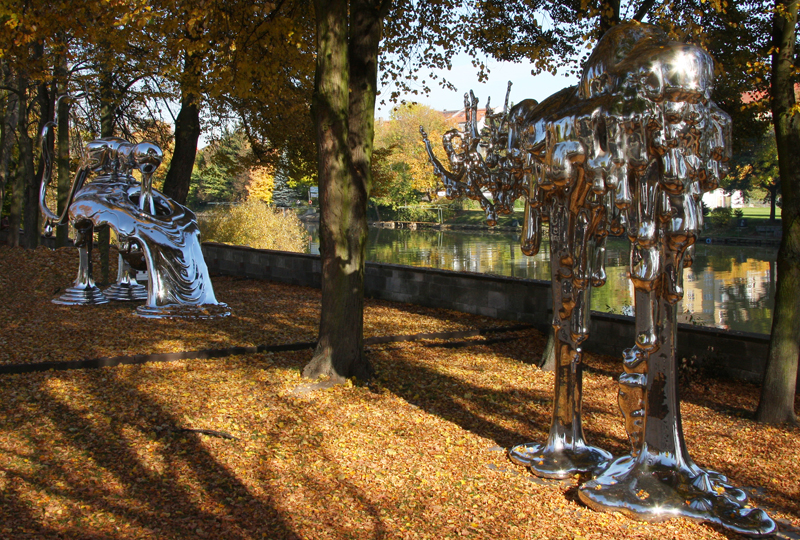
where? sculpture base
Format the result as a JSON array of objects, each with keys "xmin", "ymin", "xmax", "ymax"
[
  {"xmin": 135, "ymin": 303, "xmax": 231, "ymax": 319},
  {"xmin": 509, "ymin": 441, "xmax": 612, "ymax": 480},
  {"xmin": 578, "ymin": 454, "xmax": 776, "ymax": 537},
  {"xmin": 105, "ymin": 282, "xmax": 148, "ymax": 301},
  {"xmin": 52, "ymin": 285, "xmax": 109, "ymax": 306}
]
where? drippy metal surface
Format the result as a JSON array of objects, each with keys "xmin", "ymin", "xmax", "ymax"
[
  {"xmin": 41, "ymin": 121, "xmax": 229, "ymax": 319},
  {"xmin": 422, "ymin": 21, "xmax": 773, "ymax": 537}
]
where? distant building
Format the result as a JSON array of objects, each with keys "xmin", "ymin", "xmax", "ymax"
[
  {"xmin": 442, "ymin": 108, "xmax": 487, "ymax": 132},
  {"xmin": 702, "ymin": 188, "xmax": 745, "ymax": 209}
]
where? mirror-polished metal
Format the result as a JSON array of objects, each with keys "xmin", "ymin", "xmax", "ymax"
[
  {"xmin": 40, "ymin": 102, "xmax": 230, "ymax": 319},
  {"xmin": 422, "ymin": 22, "xmax": 774, "ymax": 537}
]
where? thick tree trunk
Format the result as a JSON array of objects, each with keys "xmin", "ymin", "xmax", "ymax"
[
  {"xmin": 303, "ymin": 0, "xmax": 388, "ymax": 383},
  {"xmin": 756, "ymin": 0, "xmax": 800, "ymax": 425},
  {"xmin": 162, "ymin": 53, "xmax": 201, "ymax": 206},
  {"xmin": 0, "ymin": 62, "xmax": 19, "ymax": 228},
  {"xmin": 27, "ymin": 61, "xmax": 55, "ymax": 250},
  {"xmin": 55, "ymin": 52, "xmax": 71, "ymax": 248},
  {"xmin": 15, "ymin": 69, "xmax": 35, "ymax": 249}
]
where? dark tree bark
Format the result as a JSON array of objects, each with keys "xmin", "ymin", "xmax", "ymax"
[
  {"xmin": 766, "ymin": 180, "xmax": 780, "ymax": 223},
  {"xmin": 302, "ymin": 0, "xmax": 390, "ymax": 383},
  {"xmin": 162, "ymin": 53, "xmax": 201, "ymax": 206},
  {"xmin": 598, "ymin": 0, "xmax": 621, "ymax": 37},
  {"xmin": 539, "ymin": 328, "xmax": 556, "ymax": 371},
  {"xmin": 12, "ymin": 67, "xmax": 33, "ymax": 248},
  {"xmin": 55, "ymin": 51, "xmax": 71, "ymax": 248},
  {"xmin": 97, "ymin": 68, "xmax": 116, "ymax": 283},
  {"xmin": 0, "ymin": 61, "xmax": 19, "ymax": 229},
  {"xmin": 28, "ymin": 50, "xmax": 56, "ymax": 250},
  {"xmin": 756, "ymin": 0, "xmax": 800, "ymax": 425}
]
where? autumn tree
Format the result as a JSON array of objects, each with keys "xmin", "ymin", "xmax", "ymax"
[
  {"xmin": 373, "ymin": 103, "xmax": 456, "ymax": 206},
  {"xmin": 188, "ymin": 127, "xmax": 269, "ymax": 206},
  {"xmin": 301, "ymin": 0, "xmax": 390, "ymax": 382},
  {"xmin": 728, "ymin": 129, "xmax": 782, "ymax": 221},
  {"xmin": 755, "ymin": 0, "xmax": 800, "ymax": 425}
]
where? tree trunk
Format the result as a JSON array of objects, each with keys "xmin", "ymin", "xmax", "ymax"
[
  {"xmin": 303, "ymin": 0, "xmax": 389, "ymax": 383},
  {"xmin": 598, "ymin": 0, "xmax": 621, "ymax": 37},
  {"xmin": 15, "ymin": 67, "xmax": 34, "ymax": 248},
  {"xmin": 55, "ymin": 51, "xmax": 70, "ymax": 248},
  {"xmin": 0, "ymin": 61, "xmax": 19, "ymax": 228},
  {"xmin": 768, "ymin": 182, "xmax": 779, "ymax": 223},
  {"xmin": 27, "ymin": 56, "xmax": 55, "ymax": 250},
  {"xmin": 539, "ymin": 327, "xmax": 556, "ymax": 371},
  {"xmin": 756, "ymin": 0, "xmax": 800, "ymax": 425},
  {"xmin": 162, "ymin": 53, "xmax": 201, "ymax": 206},
  {"xmin": 97, "ymin": 69, "xmax": 115, "ymax": 283}
]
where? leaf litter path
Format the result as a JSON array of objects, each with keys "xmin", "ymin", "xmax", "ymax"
[{"xmin": 0, "ymin": 246, "xmax": 798, "ymax": 539}]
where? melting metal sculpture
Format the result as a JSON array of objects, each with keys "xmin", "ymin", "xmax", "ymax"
[
  {"xmin": 422, "ymin": 22, "xmax": 774, "ymax": 537},
  {"xmin": 40, "ymin": 102, "xmax": 230, "ymax": 319}
]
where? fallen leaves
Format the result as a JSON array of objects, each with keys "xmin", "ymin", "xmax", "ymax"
[{"xmin": 0, "ymin": 246, "xmax": 797, "ymax": 539}]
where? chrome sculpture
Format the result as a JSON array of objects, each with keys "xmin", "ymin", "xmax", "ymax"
[
  {"xmin": 40, "ymin": 99, "xmax": 230, "ymax": 319},
  {"xmin": 422, "ymin": 22, "xmax": 774, "ymax": 537}
]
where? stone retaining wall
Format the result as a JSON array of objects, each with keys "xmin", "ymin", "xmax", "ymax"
[{"xmin": 201, "ymin": 242, "xmax": 771, "ymax": 383}]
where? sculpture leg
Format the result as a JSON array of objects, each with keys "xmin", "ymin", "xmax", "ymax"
[
  {"xmin": 509, "ymin": 204, "xmax": 611, "ymax": 479},
  {"xmin": 579, "ymin": 237, "xmax": 775, "ymax": 537},
  {"xmin": 104, "ymin": 250, "xmax": 147, "ymax": 301},
  {"xmin": 53, "ymin": 223, "xmax": 108, "ymax": 305}
]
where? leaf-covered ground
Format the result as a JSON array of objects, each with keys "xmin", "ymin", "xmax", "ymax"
[{"xmin": 0, "ymin": 246, "xmax": 798, "ymax": 539}]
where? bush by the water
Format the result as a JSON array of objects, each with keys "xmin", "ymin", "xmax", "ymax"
[
  {"xmin": 198, "ymin": 201, "xmax": 309, "ymax": 252},
  {"xmin": 708, "ymin": 206, "xmax": 733, "ymax": 229}
]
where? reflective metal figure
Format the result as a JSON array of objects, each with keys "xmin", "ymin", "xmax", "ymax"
[
  {"xmin": 422, "ymin": 22, "xmax": 774, "ymax": 537},
  {"xmin": 40, "ymin": 101, "xmax": 230, "ymax": 319}
]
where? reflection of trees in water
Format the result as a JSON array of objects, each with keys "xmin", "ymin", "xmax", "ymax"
[
  {"xmin": 367, "ymin": 228, "xmax": 552, "ymax": 279},
  {"xmin": 717, "ymin": 279, "xmax": 774, "ymax": 334},
  {"xmin": 361, "ymin": 228, "xmax": 777, "ymax": 333}
]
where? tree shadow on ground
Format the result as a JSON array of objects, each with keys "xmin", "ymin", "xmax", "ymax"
[
  {"xmin": 0, "ymin": 367, "xmax": 302, "ymax": 540},
  {"xmin": 367, "ymin": 337, "xmax": 800, "ymax": 538},
  {"xmin": 368, "ymin": 337, "xmax": 631, "ymax": 460}
]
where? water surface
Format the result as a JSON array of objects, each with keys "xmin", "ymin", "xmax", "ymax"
[{"xmin": 307, "ymin": 226, "xmax": 776, "ymax": 334}]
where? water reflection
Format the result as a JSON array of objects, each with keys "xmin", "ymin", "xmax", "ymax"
[{"xmin": 306, "ymin": 225, "xmax": 776, "ymax": 335}]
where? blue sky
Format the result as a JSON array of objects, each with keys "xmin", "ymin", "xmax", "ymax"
[{"xmin": 375, "ymin": 52, "xmax": 577, "ymax": 118}]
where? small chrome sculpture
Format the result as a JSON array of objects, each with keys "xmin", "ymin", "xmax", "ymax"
[
  {"xmin": 40, "ymin": 99, "xmax": 230, "ymax": 319},
  {"xmin": 422, "ymin": 22, "xmax": 774, "ymax": 537}
]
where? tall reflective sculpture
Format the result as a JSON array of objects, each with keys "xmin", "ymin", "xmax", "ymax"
[
  {"xmin": 40, "ymin": 101, "xmax": 230, "ymax": 319},
  {"xmin": 422, "ymin": 22, "xmax": 774, "ymax": 537}
]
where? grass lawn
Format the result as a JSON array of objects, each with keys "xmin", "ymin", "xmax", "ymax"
[
  {"xmin": 0, "ymin": 246, "xmax": 797, "ymax": 539},
  {"xmin": 740, "ymin": 207, "xmax": 779, "ymax": 219}
]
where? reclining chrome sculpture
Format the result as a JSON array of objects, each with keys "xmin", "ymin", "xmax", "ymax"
[
  {"xmin": 39, "ymin": 104, "xmax": 230, "ymax": 319},
  {"xmin": 422, "ymin": 22, "xmax": 774, "ymax": 537}
]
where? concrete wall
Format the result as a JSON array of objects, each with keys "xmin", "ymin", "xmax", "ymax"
[{"xmin": 201, "ymin": 242, "xmax": 771, "ymax": 383}]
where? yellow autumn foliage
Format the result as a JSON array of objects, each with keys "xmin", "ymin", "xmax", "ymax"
[
  {"xmin": 375, "ymin": 103, "xmax": 458, "ymax": 199},
  {"xmin": 245, "ymin": 167, "xmax": 275, "ymax": 204},
  {"xmin": 198, "ymin": 200, "xmax": 309, "ymax": 253}
]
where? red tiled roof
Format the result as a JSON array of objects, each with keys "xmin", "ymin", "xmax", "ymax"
[{"xmin": 741, "ymin": 83, "xmax": 800, "ymax": 103}]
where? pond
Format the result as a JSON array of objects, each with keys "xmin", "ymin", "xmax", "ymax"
[{"xmin": 306, "ymin": 225, "xmax": 777, "ymax": 335}]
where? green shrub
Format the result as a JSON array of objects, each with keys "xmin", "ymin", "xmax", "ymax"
[
  {"xmin": 396, "ymin": 206, "xmax": 438, "ymax": 222},
  {"xmin": 198, "ymin": 201, "xmax": 310, "ymax": 253},
  {"xmin": 708, "ymin": 207, "xmax": 733, "ymax": 229}
]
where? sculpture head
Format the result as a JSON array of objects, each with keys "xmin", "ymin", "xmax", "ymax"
[
  {"xmin": 131, "ymin": 142, "xmax": 163, "ymax": 176},
  {"xmin": 579, "ymin": 22, "xmax": 714, "ymax": 104}
]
